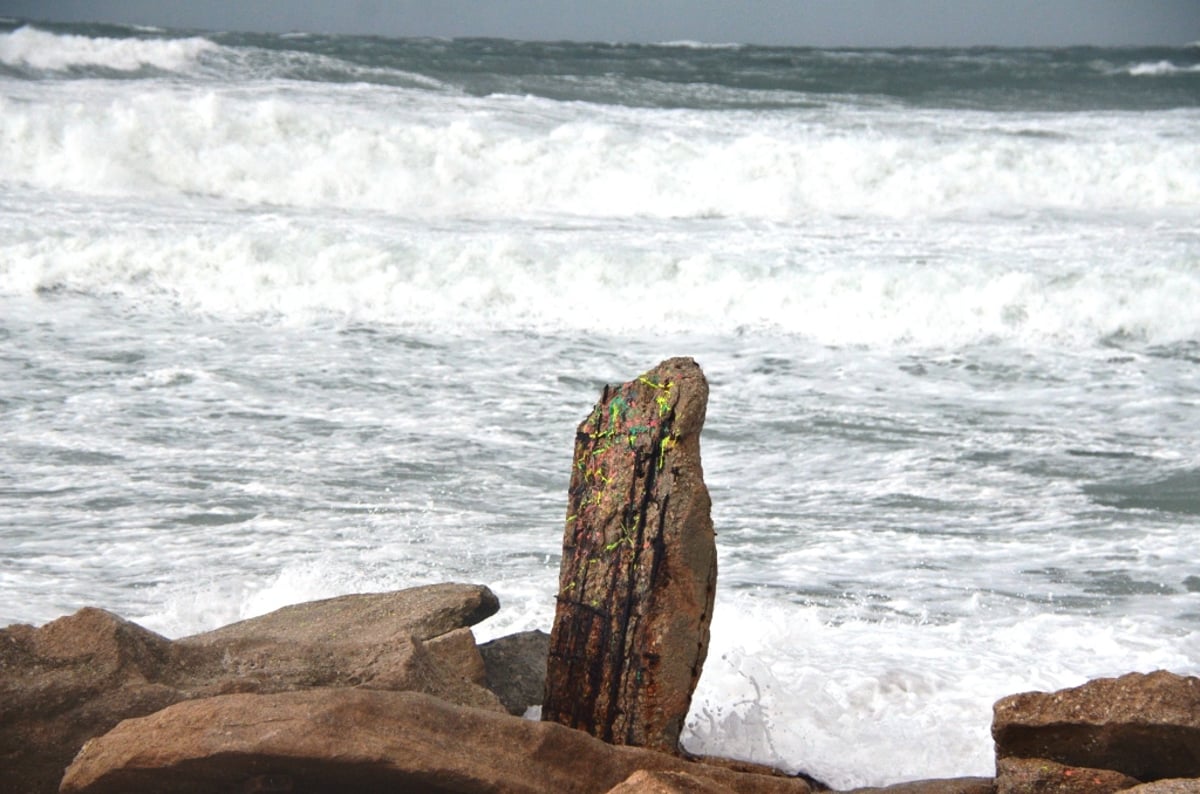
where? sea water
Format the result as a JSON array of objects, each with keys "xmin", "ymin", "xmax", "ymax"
[{"xmin": 2, "ymin": 20, "xmax": 1199, "ymax": 788}]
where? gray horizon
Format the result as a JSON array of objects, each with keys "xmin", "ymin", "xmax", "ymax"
[{"xmin": 1, "ymin": 0, "xmax": 1198, "ymax": 47}]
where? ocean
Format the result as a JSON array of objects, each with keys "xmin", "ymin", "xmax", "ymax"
[{"xmin": 2, "ymin": 19, "xmax": 1199, "ymax": 788}]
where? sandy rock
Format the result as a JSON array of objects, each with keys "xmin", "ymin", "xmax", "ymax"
[
  {"xmin": 993, "ymin": 670, "xmax": 1200, "ymax": 781},
  {"xmin": 479, "ymin": 629, "xmax": 551, "ymax": 715},
  {"xmin": 60, "ymin": 689, "xmax": 813, "ymax": 794},
  {"xmin": 545, "ymin": 357, "xmax": 717, "ymax": 753},
  {"xmin": 996, "ymin": 757, "xmax": 1140, "ymax": 794},
  {"xmin": 0, "ymin": 583, "xmax": 502, "ymax": 794}
]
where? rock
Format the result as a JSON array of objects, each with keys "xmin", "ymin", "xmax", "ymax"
[
  {"xmin": 479, "ymin": 629, "xmax": 551, "ymax": 715},
  {"xmin": 545, "ymin": 357, "xmax": 718, "ymax": 753},
  {"xmin": 60, "ymin": 689, "xmax": 813, "ymax": 794},
  {"xmin": 180, "ymin": 581, "xmax": 499, "ymax": 646},
  {"xmin": 606, "ymin": 769, "xmax": 738, "ymax": 793},
  {"xmin": 0, "ymin": 583, "xmax": 502, "ymax": 794},
  {"xmin": 841, "ymin": 781, "xmax": 994, "ymax": 794},
  {"xmin": 996, "ymin": 757, "xmax": 1141, "ymax": 794},
  {"xmin": 173, "ymin": 584, "xmax": 503, "ymax": 710},
  {"xmin": 1126, "ymin": 781, "xmax": 1200, "ymax": 794},
  {"xmin": 425, "ymin": 626, "xmax": 489, "ymax": 686},
  {"xmin": 689, "ymin": 755, "xmax": 828, "ymax": 790},
  {"xmin": 0, "ymin": 609, "xmax": 186, "ymax": 794},
  {"xmin": 993, "ymin": 670, "xmax": 1200, "ymax": 782}
]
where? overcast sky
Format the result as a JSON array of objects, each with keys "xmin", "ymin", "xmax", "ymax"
[{"xmin": 2, "ymin": 0, "xmax": 1198, "ymax": 47}]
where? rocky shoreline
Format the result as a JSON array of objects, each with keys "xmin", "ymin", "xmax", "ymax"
[
  {"xmin": 1, "ymin": 583, "xmax": 1198, "ymax": 793},
  {"xmin": 6, "ymin": 361, "xmax": 1199, "ymax": 793}
]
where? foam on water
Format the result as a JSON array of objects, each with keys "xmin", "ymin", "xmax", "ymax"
[
  {"xmin": 1, "ymin": 77, "xmax": 1198, "ymax": 220},
  {"xmin": 1127, "ymin": 60, "xmax": 1200, "ymax": 77},
  {"xmin": 685, "ymin": 596, "xmax": 1200, "ymax": 788},
  {"xmin": 3, "ymin": 194, "xmax": 1198, "ymax": 348},
  {"xmin": 0, "ymin": 25, "xmax": 217, "ymax": 72}
]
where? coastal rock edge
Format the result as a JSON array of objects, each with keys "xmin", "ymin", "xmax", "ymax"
[{"xmin": 0, "ymin": 583, "xmax": 502, "ymax": 794}]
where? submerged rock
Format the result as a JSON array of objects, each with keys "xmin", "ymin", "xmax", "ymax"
[{"xmin": 544, "ymin": 357, "xmax": 718, "ymax": 753}]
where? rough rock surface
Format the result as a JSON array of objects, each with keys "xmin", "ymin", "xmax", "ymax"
[
  {"xmin": 1125, "ymin": 781, "xmax": 1200, "ymax": 794},
  {"xmin": 0, "ymin": 608, "xmax": 183, "ymax": 794},
  {"xmin": 606, "ymin": 769, "xmax": 738, "ymax": 793},
  {"xmin": 0, "ymin": 583, "xmax": 501, "ymax": 794},
  {"xmin": 425, "ymin": 626, "xmax": 489, "ymax": 686},
  {"xmin": 996, "ymin": 757, "xmax": 1141, "ymax": 794},
  {"xmin": 479, "ymin": 629, "xmax": 551, "ymax": 715},
  {"xmin": 544, "ymin": 357, "xmax": 717, "ymax": 753},
  {"xmin": 60, "ymin": 688, "xmax": 813, "ymax": 794},
  {"xmin": 993, "ymin": 670, "xmax": 1200, "ymax": 782},
  {"xmin": 180, "ymin": 582, "xmax": 498, "ymax": 647}
]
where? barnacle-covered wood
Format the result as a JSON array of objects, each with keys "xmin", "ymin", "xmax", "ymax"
[{"xmin": 543, "ymin": 357, "xmax": 717, "ymax": 754}]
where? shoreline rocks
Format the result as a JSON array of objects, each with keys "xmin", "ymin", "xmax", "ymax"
[
  {"xmin": 59, "ymin": 689, "xmax": 814, "ymax": 794},
  {"xmin": 0, "ymin": 583, "xmax": 505, "ymax": 794},
  {"xmin": 3, "ymin": 589, "xmax": 1200, "ymax": 793},
  {"xmin": 993, "ymin": 670, "xmax": 1200, "ymax": 793}
]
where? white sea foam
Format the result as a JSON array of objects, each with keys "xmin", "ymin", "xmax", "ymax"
[
  {"xmin": 656, "ymin": 40, "xmax": 745, "ymax": 49},
  {"xmin": 1127, "ymin": 60, "xmax": 1200, "ymax": 76},
  {"xmin": 685, "ymin": 596, "xmax": 1200, "ymax": 788},
  {"xmin": 0, "ymin": 25, "xmax": 217, "ymax": 72},
  {"xmin": 3, "ymin": 202, "xmax": 1198, "ymax": 348},
  {"xmin": 1, "ymin": 80, "xmax": 1197, "ymax": 222}
]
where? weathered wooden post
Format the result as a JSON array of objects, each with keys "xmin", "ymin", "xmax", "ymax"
[{"xmin": 543, "ymin": 357, "xmax": 717, "ymax": 753}]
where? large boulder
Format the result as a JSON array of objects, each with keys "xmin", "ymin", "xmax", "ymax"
[
  {"xmin": 0, "ymin": 583, "xmax": 501, "ymax": 794},
  {"xmin": 174, "ymin": 584, "xmax": 502, "ymax": 706},
  {"xmin": 993, "ymin": 670, "xmax": 1200, "ymax": 782},
  {"xmin": 0, "ymin": 608, "xmax": 184, "ymax": 794},
  {"xmin": 60, "ymin": 688, "xmax": 813, "ymax": 794},
  {"xmin": 179, "ymin": 581, "xmax": 499, "ymax": 647},
  {"xmin": 544, "ymin": 357, "xmax": 717, "ymax": 753}
]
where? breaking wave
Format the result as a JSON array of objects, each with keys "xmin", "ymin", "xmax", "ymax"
[{"xmin": 0, "ymin": 24, "xmax": 218, "ymax": 73}]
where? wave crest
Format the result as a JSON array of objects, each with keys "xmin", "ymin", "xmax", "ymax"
[
  {"xmin": 0, "ymin": 25, "xmax": 217, "ymax": 73},
  {"xmin": 1127, "ymin": 60, "xmax": 1200, "ymax": 77},
  {"xmin": 2, "ymin": 85, "xmax": 1197, "ymax": 221}
]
